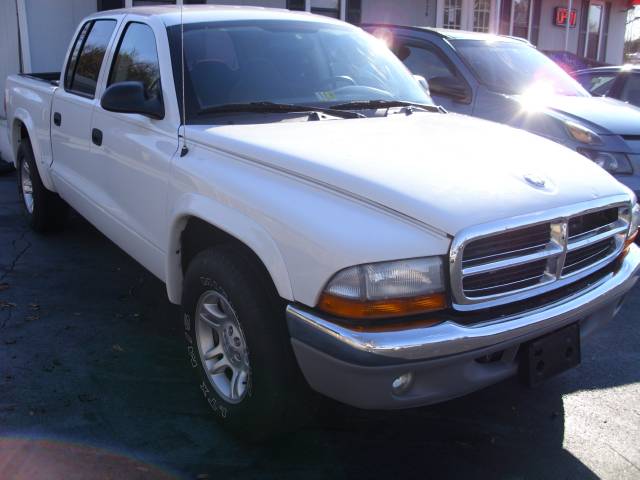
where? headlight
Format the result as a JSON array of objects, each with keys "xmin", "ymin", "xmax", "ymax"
[
  {"xmin": 565, "ymin": 121, "xmax": 602, "ymax": 145},
  {"xmin": 318, "ymin": 257, "xmax": 447, "ymax": 319},
  {"xmin": 578, "ymin": 149, "xmax": 633, "ymax": 175}
]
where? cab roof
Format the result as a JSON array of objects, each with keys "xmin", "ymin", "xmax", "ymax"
[
  {"xmin": 364, "ymin": 24, "xmax": 528, "ymax": 44},
  {"xmin": 89, "ymin": 5, "xmax": 344, "ymax": 27}
]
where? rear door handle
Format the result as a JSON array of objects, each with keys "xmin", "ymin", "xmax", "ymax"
[
  {"xmin": 91, "ymin": 128, "xmax": 103, "ymax": 146},
  {"xmin": 53, "ymin": 112, "xmax": 61, "ymax": 126}
]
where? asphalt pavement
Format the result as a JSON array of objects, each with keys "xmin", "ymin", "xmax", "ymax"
[{"xmin": 1, "ymin": 170, "xmax": 639, "ymax": 479}]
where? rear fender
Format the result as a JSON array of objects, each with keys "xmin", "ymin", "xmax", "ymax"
[{"xmin": 11, "ymin": 109, "xmax": 56, "ymax": 192}]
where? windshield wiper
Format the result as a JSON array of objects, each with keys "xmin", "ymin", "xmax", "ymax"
[
  {"xmin": 197, "ymin": 101, "xmax": 365, "ymax": 119},
  {"xmin": 329, "ymin": 100, "xmax": 441, "ymax": 113}
]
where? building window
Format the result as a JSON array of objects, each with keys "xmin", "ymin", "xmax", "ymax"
[
  {"xmin": 499, "ymin": 0, "xmax": 537, "ymax": 41},
  {"xmin": 133, "ymin": 0, "xmax": 174, "ymax": 4},
  {"xmin": 311, "ymin": 0, "xmax": 340, "ymax": 18},
  {"xmin": 511, "ymin": 0, "xmax": 531, "ymax": 38},
  {"xmin": 98, "ymin": 0, "xmax": 124, "ymax": 10},
  {"xmin": 346, "ymin": 0, "xmax": 362, "ymax": 24},
  {"xmin": 443, "ymin": 0, "xmax": 463, "ymax": 29},
  {"xmin": 287, "ymin": 0, "xmax": 306, "ymax": 10},
  {"xmin": 472, "ymin": 0, "xmax": 491, "ymax": 32}
]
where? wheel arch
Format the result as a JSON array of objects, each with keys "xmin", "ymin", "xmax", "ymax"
[
  {"xmin": 166, "ymin": 195, "xmax": 294, "ymax": 305},
  {"xmin": 11, "ymin": 112, "xmax": 56, "ymax": 191}
]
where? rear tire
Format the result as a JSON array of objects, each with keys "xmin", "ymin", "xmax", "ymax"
[
  {"xmin": 17, "ymin": 139, "xmax": 68, "ymax": 232},
  {"xmin": 181, "ymin": 246, "xmax": 314, "ymax": 441}
]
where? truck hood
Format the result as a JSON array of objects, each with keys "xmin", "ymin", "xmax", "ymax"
[
  {"xmin": 513, "ymin": 94, "xmax": 640, "ymax": 136},
  {"xmin": 189, "ymin": 112, "xmax": 629, "ymax": 236}
]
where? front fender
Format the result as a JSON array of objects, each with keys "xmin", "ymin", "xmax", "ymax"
[{"xmin": 166, "ymin": 193, "xmax": 294, "ymax": 304}]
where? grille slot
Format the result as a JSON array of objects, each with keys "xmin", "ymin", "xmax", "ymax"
[
  {"xmin": 451, "ymin": 201, "xmax": 629, "ymax": 310},
  {"xmin": 562, "ymin": 238, "xmax": 615, "ymax": 276},
  {"xmin": 463, "ymin": 223, "xmax": 550, "ymax": 267},
  {"xmin": 463, "ymin": 259, "xmax": 548, "ymax": 297},
  {"xmin": 568, "ymin": 207, "xmax": 618, "ymax": 239}
]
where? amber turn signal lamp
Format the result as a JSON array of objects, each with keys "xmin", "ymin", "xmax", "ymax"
[
  {"xmin": 318, "ymin": 292, "xmax": 447, "ymax": 320},
  {"xmin": 624, "ymin": 230, "xmax": 638, "ymax": 250}
]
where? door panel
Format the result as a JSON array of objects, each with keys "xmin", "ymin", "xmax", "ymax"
[
  {"xmin": 51, "ymin": 19, "xmax": 117, "ymax": 204},
  {"xmin": 90, "ymin": 21, "xmax": 178, "ymax": 251}
]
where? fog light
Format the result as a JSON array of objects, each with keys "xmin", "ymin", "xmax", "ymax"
[{"xmin": 391, "ymin": 372, "xmax": 414, "ymax": 395}]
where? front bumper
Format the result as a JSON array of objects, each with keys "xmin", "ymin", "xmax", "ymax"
[{"xmin": 287, "ymin": 244, "xmax": 640, "ymax": 410}]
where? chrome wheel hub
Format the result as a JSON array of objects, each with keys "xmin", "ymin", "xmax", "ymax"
[
  {"xmin": 21, "ymin": 161, "xmax": 34, "ymax": 214},
  {"xmin": 195, "ymin": 291, "xmax": 250, "ymax": 404}
]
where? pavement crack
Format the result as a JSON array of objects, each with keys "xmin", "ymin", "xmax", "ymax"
[
  {"xmin": 1, "ymin": 306, "xmax": 13, "ymax": 329},
  {"xmin": 605, "ymin": 443, "xmax": 640, "ymax": 473},
  {"xmin": 0, "ymin": 227, "xmax": 32, "ymax": 284}
]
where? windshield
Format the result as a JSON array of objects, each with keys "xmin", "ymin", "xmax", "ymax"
[
  {"xmin": 167, "ymin": 20, "xmax": 432, "ymax": 122},
  {"xmin": 451, "ymin": 39, "xmax": 589, "ymax": 97}
]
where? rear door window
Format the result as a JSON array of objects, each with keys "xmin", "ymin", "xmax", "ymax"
[
  {"xmin": 65, "ymin": 19, "xmax": 117, "ymax": 97},
  {"xmin": 576, "ymin": 72, "xmax": 617, "ymax": 97},
  {"xmin": 620, "ymin": 73, "xmax": 640, "ymax": 107}
]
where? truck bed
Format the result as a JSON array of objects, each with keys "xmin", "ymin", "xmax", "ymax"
[
  {"xmin": 19, "ymin": 72, "xmax": 61, "ymax": 86},
  {"xmin": 5, "ymin": 73, "xmax": 58, "ymax": 172}
]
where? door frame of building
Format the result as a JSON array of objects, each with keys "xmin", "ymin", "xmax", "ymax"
[{"xmin": 581, "ymin": 0, "xmax": 606, "ymax": 60}]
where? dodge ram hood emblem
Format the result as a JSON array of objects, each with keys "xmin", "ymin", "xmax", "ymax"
[{"xmin": 524, "ymin": 173, "xmax": 549, "ymax": 189}]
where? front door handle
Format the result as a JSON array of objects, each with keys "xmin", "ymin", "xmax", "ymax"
[
  {"xmin": 91, "ymin": 128, "xmax": 103, "ymax": 146},
  {"xmin": 53, "ymin": 112, "xmax": 61, "ymax": 126}
]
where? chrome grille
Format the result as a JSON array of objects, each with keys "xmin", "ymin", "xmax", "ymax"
[{"xmin": 450, "ymin": 197, "xmax": 632, "ymax": 311}]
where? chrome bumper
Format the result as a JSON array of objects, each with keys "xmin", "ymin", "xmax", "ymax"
[
  {"xmin": 288, "ymin": 244, "xmax": 640, "ymax": 364},
  {"xmin": 286, "ymin": 245, "xmax": 639, "ymax": 409}
]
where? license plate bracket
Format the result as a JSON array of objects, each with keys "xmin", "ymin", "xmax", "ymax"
[{"xmin": 521, "ymin": 323, "xmax": 581, "ymax": 387}]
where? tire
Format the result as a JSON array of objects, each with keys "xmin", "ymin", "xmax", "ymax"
[
  {"xmin": 181, "ymin": 246, "xmax": 314, "ymax": 441},
  {"xmin": 17, "ymin": 139, "xmax": 68, "ymax": 232}
]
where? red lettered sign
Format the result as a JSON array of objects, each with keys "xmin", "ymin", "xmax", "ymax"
[{"xmin": 554, "ymin": 7, "xmax": 577, "ymax": 27}]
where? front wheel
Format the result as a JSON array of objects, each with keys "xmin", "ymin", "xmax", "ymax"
[{"xmin": 181, "ymin": 246, "xmax": 313, "ymax": 440}]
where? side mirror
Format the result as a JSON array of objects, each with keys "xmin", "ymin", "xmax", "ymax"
[
  {"xmin": 413, "ymin": 74, "xmax": 431, "ymax": 96},
  {"xmin": 101, "ymin": 81, "xmax": 164, "ymax": 119},
  {"xmin": 428, "ymin": 76, "xmax": 471, "ymax": 104}
]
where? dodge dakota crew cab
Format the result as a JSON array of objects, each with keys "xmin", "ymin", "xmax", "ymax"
[{"xmin": 5, "ymin": 6, "xmax": 640, "ymax": 439}]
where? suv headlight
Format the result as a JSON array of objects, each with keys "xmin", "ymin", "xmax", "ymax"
[
  {"xmin": 318, "ymin": 257, "xmax": 447, "ymax": 319},
  {"xmin": 578, "ymin": 149, "xmax": 633, "ymax": 175},
  {"xmin": 565, "ymin": 121, "xmax": 602, "ymax": 145}
]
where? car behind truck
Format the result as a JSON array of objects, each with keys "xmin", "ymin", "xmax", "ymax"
[{"xmin": 5, "ymin": 6, "xmax": 640, "ymax": 439}]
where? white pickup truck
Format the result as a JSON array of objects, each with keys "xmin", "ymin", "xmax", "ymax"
[{"xmin": 5, "ymin": 6, "xmax": 640, "ymax": 439}]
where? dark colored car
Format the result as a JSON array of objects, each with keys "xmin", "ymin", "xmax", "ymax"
[
  {"xmin": 574, "ymin": 65, "xmax": 640, "ymax": 108},
  {"xmin": 364, "ymin": 25, "xmax": 640, "ymax": 199}
]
